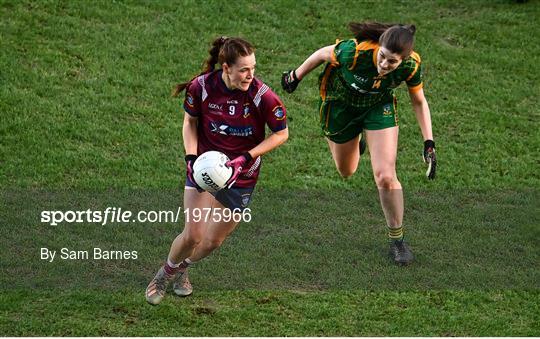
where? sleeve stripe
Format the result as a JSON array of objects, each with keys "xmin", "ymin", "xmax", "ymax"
[
  {"xmin": 319, "ymin": 64, "xmax": 334, "ymax": 101},
  {"xmin": 405, "ymin": 61, "xmax": 420, "ymax": 82},
  {"xmin": 253, "ymin": 84, "xmax": 269, "ymax": 107},
  {"xmin": 350, "ymin": 40, "xmax": 378, "ymax": 70},
  {"xmin": 410, "ymin": 51, "xmax": 421, "ymax": 63},
  {"xmin": 245, "ymin": 156, "xmax": 261, "ymax": 178},
  {"xmin": 197, "ymin": 75, "xmax": 208, "ymax": 102},
  {"xmin": 407, "ymin": 83, "xmax": 423, "ymax": 92},
  {"xmin": 348, "ymin": 40, "xmax": 360, "ymax": 70},
  {"xmin": 330, "ymin": 39, "xmax": 341, "ymax": 66},
  {"xmin": 183, "ymin": 104, "xmax": 199, "ymax": 116}
]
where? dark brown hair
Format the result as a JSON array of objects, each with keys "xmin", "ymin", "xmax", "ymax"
[
  {"xmin": 172, "ymin": 36, "xmax": 255, "ymax": 97},
  {"xmin": 348, "ymin": 21, "xmax": 416, "ymax": 58}
]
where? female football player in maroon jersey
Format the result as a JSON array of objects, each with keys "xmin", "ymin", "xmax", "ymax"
[
  {"xmin": 146, "ymin": 37, "xmax": 288, "ymax": 305},
  {"xmin": 281, "ymin": 22, "xmax": 436, "ymax": 266}
]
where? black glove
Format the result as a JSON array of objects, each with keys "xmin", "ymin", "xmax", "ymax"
[
  {"xmin": 281, "ymin": 69, "xmax": 301, "ymax": 93},
  {"xmin": 185, "ymin": 154, "xmax": 202, "ymax": 189},
  {"xmin": 423, "ymin": 140, "xmax": 436, "ymax": 180}
]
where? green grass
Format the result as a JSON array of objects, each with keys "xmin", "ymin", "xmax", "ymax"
[
  {"xmin": 2, "ymin": 189, "xmax": 539, "ymax": 291},
  {"xmin": 1, "ymin": 0, "xmax": 539, "ymax": 336},
  {"xmin": 2, "ymin": 290, "xmax": 538, "ymax": 336}
]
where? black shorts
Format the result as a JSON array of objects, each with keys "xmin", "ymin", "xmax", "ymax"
[{"xmin": 185, "ymin": 175, "xmax": 254, "ymax": 211}]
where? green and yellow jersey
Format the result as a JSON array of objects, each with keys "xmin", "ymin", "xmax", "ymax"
[{"xmin": 319, "ymin": 39, "xmax": 423, "ymax": 109}]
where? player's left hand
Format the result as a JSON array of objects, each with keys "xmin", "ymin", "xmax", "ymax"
[
  {"xmin": 225, "ymin": 152, "xmax": 253, "ymax": 188},
  {"xmin": 423, "ymin": 140, "xmax": 436, "ymax": 180},
  {"xmin": 185, "ymin": 154, "xmax": 202, "ymax": 189}
]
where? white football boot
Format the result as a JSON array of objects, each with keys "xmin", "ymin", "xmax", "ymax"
[
  {"xmin": 173, "ymin": 269, "xmax": 193, "ymax": 297},
  {"xmin": 145, "ymin": 267, "xmax": 176, "ymax": 305}
]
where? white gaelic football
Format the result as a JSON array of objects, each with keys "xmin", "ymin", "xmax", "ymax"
[{"xmin": 193, "ymin": 151, "xmax": 233, "ymax": 193}]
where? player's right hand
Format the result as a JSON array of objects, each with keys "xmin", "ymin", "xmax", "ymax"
[
  {"xmin": 281, "ymin": 69, "xmax": 301, "ymax": 93},
  {"xmin": 185, "ymin": 154, "xmax": 202, "ymax": 189}
]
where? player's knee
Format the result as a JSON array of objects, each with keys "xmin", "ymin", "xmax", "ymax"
[
  {"xmin": 202, "ymin": 238, "xmax": 224, "ymax": 251},
  {"xmin": 337, "ymin": 166, "xmax": 357, "ymax": 178},
  {"xmin": 183, "ymin": 232, "xmax": 203, "ymax": 248},
  {"xmin": 375, "ymin": 172, "xmax": 397, "ymax": 189}
]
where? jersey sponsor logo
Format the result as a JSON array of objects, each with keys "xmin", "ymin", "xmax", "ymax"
[
  {"xmin": 350, "ymin": 83, "xmax": 365, "ymax": 92},
  {"xmin": 243, "ymin": 103, "xmax": 251, "ymax": 118},
  {"xmin": 186, "ymin": 93, "xmax": 195, "ymax": 107},
  {"xmin": 210, "ymin": 122, "xmax": 254, "ymax": 137},
  {"xmin": 353, "ymin": 75, "xmax": 368, "ymax": 83},
  {"xmin": 208, "ymin": 103, "xmax": 223, "ymax": 111},
  {"xmin": 350, "ymin": 83, "xmax": 380, "ymax": 95},
  {"xmin": 273, "ymin": 106, "xmax": 285, "ymax": 120}
]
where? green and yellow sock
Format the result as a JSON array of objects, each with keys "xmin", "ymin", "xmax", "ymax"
[{"xmin": 388, "ymin": 226, "xmax": 404, "ymax": 242}]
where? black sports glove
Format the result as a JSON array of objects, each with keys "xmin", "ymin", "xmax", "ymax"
[
  {"xmin": 281, "ymin": 69, "xmax": 301, "ymax": 93},
  {"xmin": 423, "ymin": 140, "xmax": 436, "ymax": 180},
  {"xmin": 185, "ymin": 154, "xmax": 202, "ymax": 189}
]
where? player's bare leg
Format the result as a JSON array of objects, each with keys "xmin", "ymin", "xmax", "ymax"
[
  {"xmin": 168, "ymin": 188, "xmax": 219, "ymax": 297},
  {"xmin": 145, "ymin": 188, "xmax": 213, "ymax": 304},
  {"xmin": 326, "ymin": 135, "xmax": 360, "ymax": 178},
  {"xmin": 366, "ymin": 127, "xmax": 413, "ymax": 265},
  {"xmin": 188, "ymin": 199, "xmax": 240, "ymax": 262},
  {"xmin": 172, "ymin": 200, "xmax": 240, "ymax": 296},
  {"xmin": 168, "ymin": 188, "xmax": 215, "ymax": 263},
  {"xmin": 359, "ymin": 133, "xmax": 367, "ymax": 155}
]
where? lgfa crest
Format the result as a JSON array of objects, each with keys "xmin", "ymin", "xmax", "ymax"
[{"xmin": 243, "ymin": 104, "xmax": 250, "ymax": 118}]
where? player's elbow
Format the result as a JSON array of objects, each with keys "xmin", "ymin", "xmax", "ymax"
[
  {"xmin": 281, "ymin": 128, "xmax": 289, "ymax": 142},
  {"xmin": 412, "ymin": 98, "xmax": 427, "ymax": 110},
  {"xmin": 275, "ymin": 128, "xmax": 289, "ymax": 145},
  {"xmin": 318, "ymin": 45, "xmax": 336, "ymax": 63},
  {"xmin": 409, "ymin": 90, "xmax": 427, "ymax": 108}
]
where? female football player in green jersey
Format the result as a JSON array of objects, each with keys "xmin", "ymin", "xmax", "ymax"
[{"xmin": 281, "ymin": 22, "xmax": 437, "ymax": 265}]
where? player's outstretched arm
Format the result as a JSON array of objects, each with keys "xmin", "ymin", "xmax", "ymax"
[
  {"xmin": 409, "ymin": 87, "xmax": 436, "ymax": 179},
  {"xmin": 281, "ymin": 45, "xmax": 335, "ymax": 93},
  {"xmin": 246, "ymin": 128, "xmax": 289, "ymax": 159}
]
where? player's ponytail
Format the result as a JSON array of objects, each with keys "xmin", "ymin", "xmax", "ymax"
[
  {"xmin": 202, "ymin": 36, "xmax": 228, "ymax": 74},
  {"xmin": 172, "ymin": 36, "xmax": 254, "ymax": 97},
  {"xmin": 348, "ymin": 21, "xmax": 416, "ymax": 58},
  {"xmin": 348, "ymin": 22, "xmax": 395, "ymax": 42}
]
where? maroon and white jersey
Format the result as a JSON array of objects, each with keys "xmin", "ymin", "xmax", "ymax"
[{"xmin": 183, "ymin": 70, "xmax": 287, "ymax": 187}]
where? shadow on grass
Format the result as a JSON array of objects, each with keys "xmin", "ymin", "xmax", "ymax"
[{"xmin": 1, "ymin": 188, "xmax": 538, "ymax": 290}]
